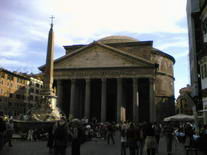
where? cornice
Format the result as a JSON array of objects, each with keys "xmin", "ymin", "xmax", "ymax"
[{"xmin": 156, "ymin": 71, "xmax": 175, "ymax": 80}]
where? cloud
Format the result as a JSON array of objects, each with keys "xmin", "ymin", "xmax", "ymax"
[
  {"xmin": 0, "ymin": 37, "xmax": 25, "ymax": 57},
  {"xmin": 0, "ymin": 58, "xmax": 40, "ymax": 73},
  {"xmin": 158, "ymin": 41, "xmax": 188, "ymax": 50},
  {"xmin": 23, "ymin": 0, "xmax": 188, "ymax": 46},
  {"xmin": 0, "ymin": 58, "xmax": 28, "ymax": 67}
]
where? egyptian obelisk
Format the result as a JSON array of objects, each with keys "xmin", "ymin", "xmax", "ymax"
[
  {"xmin": 42, "ymin": 16, "xmax": 55, "ymax": 95},
  {"xmin": 40, "ymin": 17, "xmax": 61, "ymax": 120}
]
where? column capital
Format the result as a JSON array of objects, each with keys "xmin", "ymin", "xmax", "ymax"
[
  {"xmin": 117, "ymin": 78, "xmax": 122, "ymax": 83},
  {"xmin": 85, "ymin": 79, "xmax": 91, "ymax": 83},
  {"xmin": 101, "ymin": 78, "xmax": 107, "ymax": 83},
  {"xmin": 57, "ymin": 80, "xmax": 62, "ymax": 85},
  {"xmin": 133, "ymin": 78, "xmax": 138, "ymax": 84}
]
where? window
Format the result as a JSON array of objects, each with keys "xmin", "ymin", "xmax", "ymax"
[
  {"xmin": 30, "ymin": 88, "xmax": 34, "ymax": 93},
  {"xmin": 201, "ymin": 64, "xmax": 207, "ymax": 79},
  {"xmin": 7, "ymin": 75, "xmax": 13, "ymax": 80},
  {"xmin": 16, "ymin": 94, "xmax": 21, "ymax": 99},
  {"xmin": 36, "ymin": 83, "xmax": 40, "ymax": 88},
  {"xmin": 201, "ymin": 65, "xmax": 204, "ymax": 79},
  {"xmin": 35, "ymin": 96, "xmax": 38, "ymax": 101},
  {"xmin": 203, "ymin": 18, "xmax": 207, "ymax": 34},
  {"xmin": 0, "ymin": 72, "xmax": 5, "ymax": 78},
  {"xmin": 36, "ymin": 89, "xmax": 39, "ymax": 94},
  {"xmin": 29, "ymin": 95, "xmax": 33, "ymax": 101}
]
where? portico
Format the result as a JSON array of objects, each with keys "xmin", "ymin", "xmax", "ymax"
[{"xmin": 55, "ymin": 67, "xmax": 156, "ymax": 122}]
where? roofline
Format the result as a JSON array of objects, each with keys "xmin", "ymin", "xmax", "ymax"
[
  {"xmin": 39, "ymin": 41, "xmax": 155, "ymax": 71},
  {"xmin": 0, "ymin": 68, "xmax": 30, "ymax": 80},
  {"xmin": 54, "ymin": 65, "xmax": 157, "ymax": 71},
  {"xmin": 63, "ymin": 41, "xmax": 153, "ymax": 50},
  {"xmin": 152, "ymin": 48, "xmax": 175, "ymax": 64}
]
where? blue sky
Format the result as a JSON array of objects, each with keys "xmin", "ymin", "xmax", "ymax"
[{"xmin": 0, "ymin": 0, "xmax": 189, "ymax": 98}]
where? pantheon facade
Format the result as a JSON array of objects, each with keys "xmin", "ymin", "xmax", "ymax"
[{"xmin": 42, "ymin": 36, "xmax": 175, "ymax": 122}]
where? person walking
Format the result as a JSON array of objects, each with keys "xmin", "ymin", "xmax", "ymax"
[
  {"xmin": 120, "ymin": 123, "xmax": 127, "ymax": 155},
  {"xmin": 138, "ymin": 124, "xmax": 145, "ymax": 155},
  {"xmin": 164, "ymin": 123, "xmax": 174, "ymax": 155},
  {"xmin": 70, "ymin": 121, "xmax": 85, "ymax": 155},
  {"xmin": 145, "ymin": 123, "xmax": 156, "ymax": 155},
  {"xmin": 53, "ymin": 118, "xmax": 68, "ymax": 155},
  {"xmin": 154, "ymin": 123, "xmax": 161, "ymax": 153},
  {"xmin": 107, "ymin": 123, "xmax": 115, "ymax": 144},
  {"xmin": 27, "ymin": 129, "xmax": 34, "ymax": 141},
  {"xmin": 47, "ymin": 126, "xmax": 54, "ymax": 153},
  {"xmin": 6, "ymin": 118, "xmax": 14, "ymax": 147},
  {"xmin": 126, "ymin": 123, "xmax": 137, "ymax": 155}
]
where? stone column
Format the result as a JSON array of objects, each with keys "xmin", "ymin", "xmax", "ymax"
[
  {"xmin": 56, "ymin": 80, "xmax": 63, "ymax": 110},
  {"xmin": 101, "ymin": 78, "xmax": 107, "ymax": 122},
  {"xmin": 149, "ymin": 78, "xmax": 156, "ymax": 122},
  {"xmin": 117, "ymin": 78, "xmax": 122, "ymax": 122},
  {"xmin": 133, "ymin": 78, "xmax": 139, "ymax": 122},
  {"xmin": 70, "ymin": 79, "xmax": 76, "ymax": 117},
  {"xmin": 84, "ymin": 79, "xmax": 91, "ymax": 119}
]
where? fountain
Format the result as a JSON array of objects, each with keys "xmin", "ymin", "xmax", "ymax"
[
  {"xmin": 14, "ymin": 18, "xmax": 62, "ymax": 134},
  {"xmin": 14, "ymin": 95, "xmax": 61, "ymax": 132}
]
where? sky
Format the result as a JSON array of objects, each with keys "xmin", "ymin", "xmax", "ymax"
[{"xmin": 0, "ymin": 0, "xmax": 189, "ymax": 98}]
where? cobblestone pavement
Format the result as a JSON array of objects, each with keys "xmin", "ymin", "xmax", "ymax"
[{"xmin": 0, "ymin": 132, "xmax": 206, "ymax": 155}]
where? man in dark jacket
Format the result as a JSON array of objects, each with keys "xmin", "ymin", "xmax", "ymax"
[
  {"xmin": 53, "ymin": 119, "xmax": 68, "ymax": 155},
  {"xmin": 127, "ymin": 123, "xmax": 137, "ymax": 155},
  {"xmin": 107, "ymin": 123, "xmax": 115, "ymax": 144},
  {"xmin": 71, "ymin": 123, "xmax": 85, "ymax": 155}
]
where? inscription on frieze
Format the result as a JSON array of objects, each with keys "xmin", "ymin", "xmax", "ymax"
[{"xmin": 54, "ymin": 68, "xmax": 155, "ymax": 79}]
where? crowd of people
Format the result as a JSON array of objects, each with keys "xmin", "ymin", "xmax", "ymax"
[
  {"xmin": 45, "ymin": 118, "xmax": 162, "ymax": 155},
  {"xmin": 1, "ymin": 113, "xmax": 207, "ymax": 155}
]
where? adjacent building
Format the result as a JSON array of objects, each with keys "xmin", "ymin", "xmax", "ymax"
[
  {"xmin": 187, "ymin": 0, "xmax": 207, "ymax": 123},
  {"xmin": 0, "ymin": 68, "xmax": 43, "ymax": 116},
  {"xmin": 0, "ymin": 68, "xmax": 29, "ymax": 116},
  {"xmin": 26, "ymin": 76, "xmax": 43, "ymax": 109},
  {"xmin": 176, "ymin": 85, "xmax": 194, "ymax": 115}
]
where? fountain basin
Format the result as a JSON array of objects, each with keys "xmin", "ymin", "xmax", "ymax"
[{"xmin": 13, "ymin": 119, "xmax": 56, "ymax": 133}]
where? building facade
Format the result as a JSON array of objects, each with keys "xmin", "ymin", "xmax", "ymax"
[
  {"xmin": 0, "ymin": 68, "xmax": 29, "ymax": 116},
  {"xmin": 41, "ymin": 36, "xmax": 175, "ymax": 123},
  {"xmin": 0, "ymin": 68, "xmax": 43, "ymax": 116},
  {"xmin": 176, "ymin": 85, "xmax": 194, "ymax": 115},
  {"xmin": 187, "ymin": 0, "xmax": 207, "ymax": 123},
  {"xmin": 26, "ymin": 76, "xmax": 43, "ymax": 110}
]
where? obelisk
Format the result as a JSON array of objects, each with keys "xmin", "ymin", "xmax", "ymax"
[
  {"xmin": 42, "ymin": 16, "xmax": 55, "ymax": 95},
  {"xmin": 40, "ymin": 16, "xmax": 61, "ymax": 120}
]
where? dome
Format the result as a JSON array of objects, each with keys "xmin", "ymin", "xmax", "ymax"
[{"xmin": 97, "ymin": 35, "xmax": 139, "ymax": 44}]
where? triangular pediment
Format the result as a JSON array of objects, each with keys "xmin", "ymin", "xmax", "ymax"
[{"xmin": 54, "ymin": 42, "xmax": 154, "ymax": 69}]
